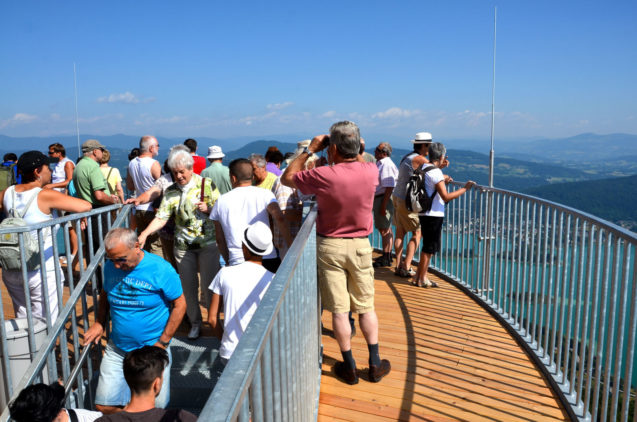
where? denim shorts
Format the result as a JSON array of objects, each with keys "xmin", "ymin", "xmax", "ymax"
[{"xmin": 94, "ymin": 341, "xmax": 172, "ymax": 407}]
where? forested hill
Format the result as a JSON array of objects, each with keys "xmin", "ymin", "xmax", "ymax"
[{"xmin": 523, "ymin": 175, "xmax": 637, "ymax": 230}]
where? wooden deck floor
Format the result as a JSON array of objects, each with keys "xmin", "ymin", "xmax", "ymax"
[{"xmin": 318, "ymin": 264, "xmax": 569, "ymax": 422}]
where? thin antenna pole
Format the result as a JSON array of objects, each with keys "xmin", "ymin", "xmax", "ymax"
[
  {"xmin": 488, "ymin": 7, "xmax": 497, "ymax": 188},
  {"xmin": 73, "ymin": 63, "xmax": 81, "ymax": 155}
]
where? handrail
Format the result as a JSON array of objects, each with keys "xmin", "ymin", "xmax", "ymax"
[
  {"xmin": 199, "ymin": 205, "xmax": 321, "ymax": 421},
  {"xmin": 373, "ymin": 182, "xmax": 636, "ymax": 422},
  {"xmin": 0, "ymin": 204, "xmax": 131, "ymax": 420}
]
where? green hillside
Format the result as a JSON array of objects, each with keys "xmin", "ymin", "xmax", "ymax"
[{"xmin": 523, "ymin": 175, "xmax": 637, "ymax": 230}]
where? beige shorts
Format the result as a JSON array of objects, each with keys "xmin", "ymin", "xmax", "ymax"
[
  {"xmin": 373, "ymin": 194, "xmax": 394, "ymax": 231},
  {"xmin": 392, "ymin": 195, "xmax": 420, "ymax": 233},
  {"xmin": 317, "ymin": 236, "xmax": 375, "ymax": 314}
]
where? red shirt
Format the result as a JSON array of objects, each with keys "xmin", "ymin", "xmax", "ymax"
[
  {"xmin": 294, "ymin": 161, "xmax": 378, "ymax": 237},
  {"xmin": 192, "ymin": 155, "xmax": 207, "ymax": 175}
]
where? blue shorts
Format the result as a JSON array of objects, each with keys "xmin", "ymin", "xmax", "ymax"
[{"xmin": 94, "ymin": 341, "xmax": 172, "ymax": 407}]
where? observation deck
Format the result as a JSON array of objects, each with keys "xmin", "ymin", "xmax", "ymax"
[
  {"xmin": 318, "ymin": 263, "xmax": 568, "ymax": 421},
  {"xmin": 1, "ymin": 180, "xmax": 635, "ymax": 421}
]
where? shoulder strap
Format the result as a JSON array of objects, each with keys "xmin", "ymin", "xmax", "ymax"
[
  {"xmin": 106, "ymin": 167, "xmax": 115, "ymax": 194},
  {"xmin": 8, "ymin": 186, "xmax": 38, "ymax": 219},
  {"xmin": 67, "ymin": 409, "xmax": 79, "ymax": 422},
  {"xmin": 200, "ymin": 177, "xmax": 206, "ymax": 202},
  {"xmin": 18, "ymin": 189, "xmax": 40, "ymax": 219}
]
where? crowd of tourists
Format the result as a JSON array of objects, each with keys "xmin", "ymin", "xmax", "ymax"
[{"xmin": 0, "ymin": 121, "xmax": 475, "ymax": 421}]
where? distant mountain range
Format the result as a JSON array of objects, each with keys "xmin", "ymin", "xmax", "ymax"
[
  {"xmin": 523, "ymin": 174, "xmax": 637, "ymax": 231},
  {"xmin": 497, "ymin": 132, "xmax": 637, "ymax": 176},
  {"xmin": 1, "ymin": 133, "xmax": 635, "ymax": 230}
]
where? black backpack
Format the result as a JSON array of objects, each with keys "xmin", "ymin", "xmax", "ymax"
[{"xmin": 405, "ymin": 165, "xmax": 437, "ymax": 213}]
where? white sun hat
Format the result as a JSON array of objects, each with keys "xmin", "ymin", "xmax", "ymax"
[
  {"xmin": 207, "ymin": 145, "xmax": 225, "ymax": 159},
  {"xmin": 242, "ymin": 221, "xmax": 274, "ymax": 256},
  {"xmin": 411, "ymin": 132, "xmax": 433, "ymax": 144}
]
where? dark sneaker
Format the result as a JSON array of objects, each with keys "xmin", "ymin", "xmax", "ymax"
[
  {"xmin": 333, "ymin": 361, "xmax": 359, "ymax": 385},
  {"xmin": 368, "ymin": 359, "xmax": 391, "ymax": 383}
]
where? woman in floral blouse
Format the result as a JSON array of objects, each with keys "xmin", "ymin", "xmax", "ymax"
[{"xmin": 139, "ymin": 145, "xmax": 220, "ymax": 339}]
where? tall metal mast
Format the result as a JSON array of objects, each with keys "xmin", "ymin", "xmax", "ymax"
[
  {"xmin": 73, "ymin": 63, "xmax": 81, "ymax": 155},
  {"xmin": 488, "ymin": 7, "xmax": 497, "ymax": 187}
]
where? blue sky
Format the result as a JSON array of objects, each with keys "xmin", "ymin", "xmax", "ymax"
[{"xmin": 1, "ymin": 1, "xmax": 636, "ymax": 142}]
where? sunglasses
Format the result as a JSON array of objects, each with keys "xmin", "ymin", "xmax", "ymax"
[{"xmin": 105, "ymin": 257, "xmax": 128, "ymax": 263}]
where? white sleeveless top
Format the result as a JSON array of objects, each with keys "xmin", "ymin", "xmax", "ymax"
[
  {"xmin": 51, "ymin": 157, "xmax": 74, "ymax": 193},
  {"xmin": 2, "ymin": 186, "xmax": 55, "ymax": 270},
  {"xmin": 128, "ymin": 156, "xmax": 158, "ymax": 211}
]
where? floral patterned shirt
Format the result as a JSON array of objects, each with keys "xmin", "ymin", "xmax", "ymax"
[{"xmin": 156, "ymin": 174, "xmax": 220, "ymax": 250}]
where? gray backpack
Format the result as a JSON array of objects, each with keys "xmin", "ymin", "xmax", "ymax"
[{"xmin": 0, "ymin": 188, "xmax": 41, "ymax": 271}]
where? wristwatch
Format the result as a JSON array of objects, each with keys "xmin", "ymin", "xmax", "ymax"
[
  {"xmin": 302, "ymin": 146, "xmax": 314, "ymax": 157},
  {"xmin": 158, "ymin": 338, "xmax": 171, "ymax": 347}
]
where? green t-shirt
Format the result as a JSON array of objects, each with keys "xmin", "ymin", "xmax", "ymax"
[
  {"xmin": 201, "ymin": 162, "xmax": 232, "ymax": 195},
  {"xmin": 72, "ymin": 157, "xmax": 107, "ymax": 205},
  {"xmin": 155, "ymin": 174, "xmax": 220, "ymax": 250}
]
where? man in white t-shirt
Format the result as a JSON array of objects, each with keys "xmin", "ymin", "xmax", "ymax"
[
  {"xmin": 126, "ymin": 135, "xmax": 162, "ymax": 257},
  {"xmin": 372, "ymin": 142, "xmax": 399, "ymax": 268},
  {"xmin": 207, "ymin": 221, "xmax": 275, "ymax": 364},
  {"xmin": 209, "ymin": 158, "xmax": 292, "ymax": 273}
]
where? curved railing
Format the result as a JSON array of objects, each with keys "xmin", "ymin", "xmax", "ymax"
[
  {"xmin": 371, "ymin": 183, "xmax": 636, "ymax": 422},
  {"xmin": 199, "ymin": 205, "xmax": 321, "ymax": 421}
]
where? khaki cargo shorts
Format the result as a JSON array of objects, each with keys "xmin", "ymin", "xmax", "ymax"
[
  {"xmin": 373, "ymin": 194, "xmax": 394, "ymax": 231},
  {"xmin": 392, "ymin": 195, "xmax": 421, "ymax": 233},
  {"xmin": 317, "ymin": 236, "xmax": 375, "ymax": 314}
]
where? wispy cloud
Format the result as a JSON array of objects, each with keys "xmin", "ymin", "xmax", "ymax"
[
  {"xmin": 372, "ymin": 107, "xmax": 421, "ymax": 119},
  {"xmin": 0, "ymin": 113, "xmax": 38, "ymax": 128},
  {"xmin": 266, "ymin": 102, "xmax": 294, "ymax": 111},
  {"xmin": 97, "ymin": 92, "xmax": 156, "ymax": 104}
]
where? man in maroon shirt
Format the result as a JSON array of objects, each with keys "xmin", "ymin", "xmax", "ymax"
[{"xmin": 281, "ymin": 121, "xmax": 391, "ymax": 385}]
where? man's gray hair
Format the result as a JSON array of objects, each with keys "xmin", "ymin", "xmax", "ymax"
[
  {"xmin": 104, "ymin": 227, "xmax": 138, "ymax": 250},
  {"xmin": 428, "ymin": 142, "xmax": 447, "ymax": 163},
  {"xmin": 167, "ymin": 147, "xmax": 194, "ymax": 170},
  {"xmin": 377, "ymin": 142, "xmax": 392, "ymax": 156},
  {"xmin": 139, "ymin": 136, "xmax": 157, "ymax": 153},
  {"xmin": 248, "ymin": 153, "xmax": 266, "ymax": 168},
  {"xmin": 330, "ymin": 121, "xmax": 360, "ymax": 158}
]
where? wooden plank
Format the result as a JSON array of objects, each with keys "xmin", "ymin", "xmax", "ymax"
[{"xmin": 319, "ymin": 270, "xmax": 568, "ymax": 421}]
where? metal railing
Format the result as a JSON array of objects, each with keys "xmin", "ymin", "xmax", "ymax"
[
  {"xmin": 372, "ymin": 183, "xmax": 636, "ymax": 422},
  {"xmin": 199, "ymin": 206, "xmax": 321, "ymax": 421},
  {"xmin": 0, "ymin": 204, "xmax": 131, "ymax": 420}
]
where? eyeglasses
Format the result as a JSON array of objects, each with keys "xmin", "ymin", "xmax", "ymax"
[
  {"xmin": 48, "ymin": 151, "xmax": 56, "ymax": 155},
  {"xmin": 105, "ymin": 257, "xmax": 128, "ymax": 263}
]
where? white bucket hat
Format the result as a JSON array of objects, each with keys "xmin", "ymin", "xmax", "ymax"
[
  {"xmin": 242, "ymin": 221, "xmax": 274, "ymax": 256},
  {"xmin": 207, "ymin": 145, "xmax": 225, "ymax": 159},
  {"xmin": 411, "ymin": 132, "xmax": 433, "ymax": 144}
]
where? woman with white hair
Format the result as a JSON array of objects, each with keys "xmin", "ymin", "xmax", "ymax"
[{"xmin": 139, "ymin": 145, "xmax": 221, "ymax": 339}]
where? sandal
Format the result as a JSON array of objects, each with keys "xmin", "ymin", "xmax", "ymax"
[
  {"xmin": 410, "ymin": 279, "xmax": 425, "ymax": 288},
  {"xmin": 423, "ymin": 278, "xmax": 439, "ymax": 288}
]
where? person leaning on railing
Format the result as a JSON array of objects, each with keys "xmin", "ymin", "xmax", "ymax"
[
  {"xmin": 83, "ymin": 228, "xmax": 187, "ymax": 415},
  {"xmin": 281, "ymin": 120, "xmax": 391, "ymax": 385},
  {"xmin": 412, "ymin": 142, "xmax": 475, "ymax": 288},
  {"xmin": 0, "ymin": 150, "xmax": 91, "ymax": 323}
]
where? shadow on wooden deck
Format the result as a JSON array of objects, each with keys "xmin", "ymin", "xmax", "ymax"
[{"xmin": 318, "ymin": 263, "xmax": 569, "ymax": 422}]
